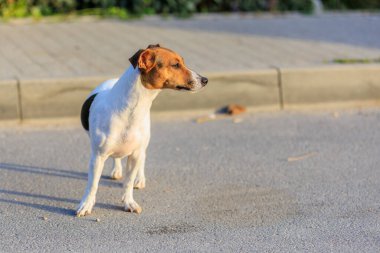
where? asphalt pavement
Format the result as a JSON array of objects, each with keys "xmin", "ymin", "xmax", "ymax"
[{"xmin": 0, "ymin": 108, "xmax": 379, "ymax": 252}]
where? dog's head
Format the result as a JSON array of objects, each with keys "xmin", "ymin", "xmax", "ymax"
[{"xmin": 129, "ymin": 44, "xmax": 208, "ymax": 92}]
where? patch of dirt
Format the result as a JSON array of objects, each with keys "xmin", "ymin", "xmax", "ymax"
[
  {"xmin": 196, "ymin": 186, "xmax": 297, "ymax": 227},
  {"xmin": 146, "ymin": 223, "xmax": 197, "ymax": 235}
]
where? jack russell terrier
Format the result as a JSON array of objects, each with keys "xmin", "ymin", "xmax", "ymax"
[{"xmin": 76, "ymin": 44, "xmax": 208, "ymax": 217}]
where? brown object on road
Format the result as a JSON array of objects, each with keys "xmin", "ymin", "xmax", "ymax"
[
  {"xmin": 225, "ymin": 104, "xmax": 246, "ymax": 115},
  {"xmin": 195, "ymin": 104, "xmax": 246, "ymax": 123},
  {"xmin": 217, "ymin": 104, "xmax": 247, "ymax": 115}
]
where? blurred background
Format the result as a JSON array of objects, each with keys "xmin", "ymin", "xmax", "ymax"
[
  {"xmin": 0, "ymin": 0, "xmax": 380, "ymax": 119},
  {"xmin": 1, "ymin": 0, "xmax": 380, "ymax": 19},
  {"xmin": 1, "ymin": 2, "xmax": 380, "ymax": 251}
]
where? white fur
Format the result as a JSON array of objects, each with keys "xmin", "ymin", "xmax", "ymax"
[
  {"xmin": 76, "ymin": 64, "xmax": 206, "ymax": 217},
  {"xmin": 76, "ymin": 66, "xmax": 159, "ymax": 216},
  {"xmin": 190, "ymin": 70, "xmax": 204, "ymax": 92},
  {"xmin": 89, "ymin": 78, "xmax": 118, "ymax": 98}
]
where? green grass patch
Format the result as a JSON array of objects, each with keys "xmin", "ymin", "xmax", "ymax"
[
  {"xmin": 332, "ymin": 57, "xmax": 380, "ymax": 64},
  {"xmin": 0, "ymin": 7, "xmax": 134, "ymax": 22}
]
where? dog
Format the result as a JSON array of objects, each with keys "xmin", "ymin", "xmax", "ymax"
[{"xmin": 76, "ymin": 44, "xmax": 208, "ymax": 217}]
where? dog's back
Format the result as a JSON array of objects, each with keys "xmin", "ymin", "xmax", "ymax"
[{"xmin": 80, "ymin": 78, "xmax": 118, "ymax": 131}]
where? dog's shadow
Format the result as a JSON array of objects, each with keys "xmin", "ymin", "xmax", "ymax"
[
  {"xmin": 0, "ymin": 189, "xmax": 121, "ymax": 216},
  {"xmin": 0, "ymin": 162, "xmax": 121, "ymax": 186},
  {"xmin": 0, "ymin": 163, "xmax": 123, "ymax": 216}
]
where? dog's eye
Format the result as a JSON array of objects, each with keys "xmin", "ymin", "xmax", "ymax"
[{"xmin": 172, "ymin": 63, "xmax": 180, "ymax": 69}]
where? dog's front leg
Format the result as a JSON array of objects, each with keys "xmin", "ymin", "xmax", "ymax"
[
  {"xmin": 122, "ymin": 149, "xmax": 145, "ymax": 213},
  {"xmin": 76, "ymin": 153, "xmax": 106, "ymax": 217}
]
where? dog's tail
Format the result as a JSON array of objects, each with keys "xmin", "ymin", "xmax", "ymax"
[{"xmin": 80, "ymin": 93, "xmax": 98, "ymax": 131}]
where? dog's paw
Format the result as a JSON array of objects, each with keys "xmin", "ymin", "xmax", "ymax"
[
  {"xmin": 123, "ymin": 198, "xmax": 142, "ymax": 214},
  {"xmin": 76, "ymin": 198, "xmax": 95, "ymax": 217},
  {"xmin": 110, "ymin": 168, "xmax": 123, "ymax": 180},
  {"xmin": 134, "ymin": 177, "xmax": 146, "ymax": 189}
]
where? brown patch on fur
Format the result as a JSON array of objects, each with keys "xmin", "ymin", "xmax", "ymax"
[
  {"xmin": 138, "ymin": 49, "xmax": 156, "ymax": 73},
  {"xmin": 130, "ymin": 45, "xmax": 193, "ymax": 90}
]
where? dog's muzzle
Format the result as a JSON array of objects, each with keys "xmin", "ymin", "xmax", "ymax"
[
  {"xmin": 201, "ymin": 77, "xmax": 208, "ymax": 87},
  {"xmin": 187, "ymin": 70, "xmax": 208, "ymax": 92}
]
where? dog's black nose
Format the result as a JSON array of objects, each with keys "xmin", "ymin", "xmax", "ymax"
[{"xmin": 201, "ymin": 77, "xmax": 208, "ymax": 86}]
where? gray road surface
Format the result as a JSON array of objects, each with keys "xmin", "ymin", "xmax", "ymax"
[{"xmin": 0, "ymin": 109, "xmax": 380, "ymax": 252}]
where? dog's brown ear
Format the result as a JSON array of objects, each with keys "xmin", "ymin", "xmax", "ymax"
[
  {"xmin": 129, "ymin": 49, "xmax": 144, "ymax": 69},
  {"xmin": 137, "ymin": 49, "xmax": 156, "ymax": 72},
  {"xmin": 147, "ymin": 44, "xmax": 160, "ymax": 49}
]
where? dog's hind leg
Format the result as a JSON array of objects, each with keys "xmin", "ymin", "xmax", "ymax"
[
  {"xmin": 134, "ymin": 160, "xmax": 146, "ymax": 189},
  {"xmin": 110, "ymin": 158, "xmax": 123, "ymax": 180},
  {"xmin": 76, "ymin": 153, "xmax": 106, "ymax": 217},
  {"xmin": 122, "ymin": 149, "xmax": 145, "ymax": 213}
]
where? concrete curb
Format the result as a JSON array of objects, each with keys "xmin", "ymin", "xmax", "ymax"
[
  {"xmin": 0, "ymin": 79, "xmax": 20, "ymax": 121},
  {"xmin": 154, "ymin": 69, "xmax": 280, "ymax": 112},
  {"xmin": 19, "ymin": 76, "xmax": 113, "ymax": 120},
  {"xmin": 1, "ymin": 64, "xmax": 380, "ymax": 121},
  {"xmin": 281, "ymin": 65, "xmax": 380, "ymax": 108}
]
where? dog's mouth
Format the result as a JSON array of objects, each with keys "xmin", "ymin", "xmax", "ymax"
[{"xmin": 175, "ymin": 85, "xmax": 191, "ymax": 91}]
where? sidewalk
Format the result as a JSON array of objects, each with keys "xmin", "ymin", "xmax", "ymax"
[
  {"xmin": 1, "ymin": 13, "xmax": 380, "ymax": 120},
  {"xmin": 1, "ymin": 14, "xmax": 380, "ymax": 80}
]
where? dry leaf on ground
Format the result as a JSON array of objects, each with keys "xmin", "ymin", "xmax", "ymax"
[{"xmin": 287, "ymin": 152, "xmax": 317, "ymax": 162}]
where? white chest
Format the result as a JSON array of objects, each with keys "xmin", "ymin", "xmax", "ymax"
[
  {"xmin": 89, "ymin": 67, "xmax": 158, "ymax": 158},
  {"xmin": 107, "ymin": 117, "xmax": 149, "ymax": 158}
]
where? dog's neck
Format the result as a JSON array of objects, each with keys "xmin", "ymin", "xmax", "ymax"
[{"xmin": 109, "ymin": 66, "xmax": 160, "ymax": 119}]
